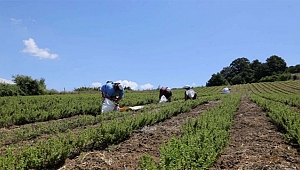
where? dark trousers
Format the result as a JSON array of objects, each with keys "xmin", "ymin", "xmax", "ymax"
[
  {"xmin": 185, "ymin": 93, "xmax": 197, "ymax": 101},
  {"xmin": 159, "ymin": 89, "xmax": 172, "ymax": 102}
]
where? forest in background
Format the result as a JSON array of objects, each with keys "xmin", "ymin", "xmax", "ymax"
[
  {"xmin": 1, "ymin": 55, "xmax": 299, "ymax": 97},
  {"xmin": 206, "ymin": 55, "xmax": 300, "ymax": 86}
]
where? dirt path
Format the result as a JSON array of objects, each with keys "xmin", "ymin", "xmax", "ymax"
[
  {"xmin": 210, "ymin": 94, "xmax": 300, "ymax": 169},
  {"xmin": 59, "ymin": 100, "xmax": 220, "ymax": 170},
  {"xmin": 59, "ymin": 93, "xmax": 300, "ymax": 170}
]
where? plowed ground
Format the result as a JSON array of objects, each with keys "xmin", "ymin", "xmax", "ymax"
[{"xmin": 59, "ymin": 95, "xmax": 300, "ymax": 170}]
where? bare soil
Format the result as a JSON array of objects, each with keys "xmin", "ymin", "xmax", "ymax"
[
  {"xmin": 210, "ymin": 94, "xmax": 300, "ymax": 170},
  {"xmin": 59, "ymin": 100, "xmax": 220, "ymax": 170},
  {"xmin": 58, "ymin": 94, "xmax": 300, "ymax": 170}
]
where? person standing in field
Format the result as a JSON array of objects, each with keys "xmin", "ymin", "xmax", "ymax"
[
  {"xmin": 101, "ymin": 81, "xmax": 124, "ymax": 113},
  {"xmin": 184, "ymin": 85, "xmax": 197, "ymax": 101},
  {"xmin": 159, "ymin": 87, "xmax": 172, "ymax": 102}
]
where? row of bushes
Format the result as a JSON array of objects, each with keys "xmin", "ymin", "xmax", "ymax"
[{"xmin": 0, "ymin": 83, "xmax": 78, "ymax": 97}]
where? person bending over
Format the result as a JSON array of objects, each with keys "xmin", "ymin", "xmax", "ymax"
[
  {"xmin": 159, "ymin": 87, "xmax": 172, "ymax": 102},
  {"xmin": 101, "ymin": 81, "xmax": 124, "ymax": 103},
  {"xmin": 184, "ymin": 85, "xmax": 197, "ymax": 101}
]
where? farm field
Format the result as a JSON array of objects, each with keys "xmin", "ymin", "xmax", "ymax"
[
  {"xmin": 61, "ymin": 100, "xmax": 221, "ymax": 170},
  {"xmin": 210, "ymin": 94, "xmax": 300, "ymax": 169},
  {"xmin": 1, "ymin": 81, "xmax": 300, "ymax": 169}
]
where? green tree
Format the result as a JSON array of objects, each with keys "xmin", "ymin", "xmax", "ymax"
[
  {"xmin": 206, "ymin": 72, "xmax": 228, "ymax": 86},
  {"xmin": 230, "ymin": 58, "xmax": 251, "ymax": 74},
  {"xmin": 287, "ymin": 64, "xmax": 300, "ymax": 73},
  {"xmin": 250, "ymin": 59, "xmax": 266, "ymax": 82},
  {"xmin": 220, "ymin": 66, "xmax": 231, "ymax": 81},
  {"xmin": 228, "ymin": 57, "xmax": 254, "ymax": 84},
  {"xmin": 231, "ymin": 74, "xmax": 244, "ymax": 85},
  {"xmin": 124, "ymin": 86, "xmax": 132, "ymax": 90},
  {"xmin": 206, "ymin": 56, "xmax": 294, "ymax": 86},
  {"xmin": 265, "ymin": 55, "xmax": 287, "ymax": 75},
  {"xmin": 0, "ymin": 83, "xmax": 24, "ymax": 96},
  {"xmin": 12, "ymin": 75, "xmax": 47, "ymax": 95}
]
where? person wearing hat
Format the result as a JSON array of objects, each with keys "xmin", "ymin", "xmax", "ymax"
[
  {"xmin": 159, "ymin": 87, "xmax": 172, "ymax": 102},
  {"xmin": 184, "ymin": 85, "xmax": 197, "ymax": 101},
  {"xmin": 101, "ymin": 81, "xmax": 124, "ymax": 112}
]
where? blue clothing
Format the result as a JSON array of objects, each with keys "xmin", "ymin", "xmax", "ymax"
[{"xmin": 101, "ymin": 83, "xmax": 124, "ymax": 98}]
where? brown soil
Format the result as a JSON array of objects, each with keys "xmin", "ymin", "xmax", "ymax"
[
  {"xmin": 58, "ymin": 94, "xmax": 300, "ymax": 170},
  {"xmin": 210, "ymin": 94, "xmax": 300, "ymax": 170},
  {"xmin": 59, "ymin": 100, "xmax": 220, "ymax": 170}
]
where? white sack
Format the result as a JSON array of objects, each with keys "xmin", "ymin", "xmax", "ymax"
[
  {"xmin": 101, "ymin": 98, "xmax": 116, "ymax": 113},
  {"xmin": 186, "ymin": 89, "xmax": 196, "ymax": 98},
  {"xmin": 222, "ymin": 88, "xmax": 230, "ymax": 94},
  {"xmin": 159, "ymin": 95, "xmax": 168, "ymax": 103}
]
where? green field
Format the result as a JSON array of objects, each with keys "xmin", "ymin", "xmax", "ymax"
[{"xmin": 0, "ymin": 80, "xmax": 300, "ymax": 169}]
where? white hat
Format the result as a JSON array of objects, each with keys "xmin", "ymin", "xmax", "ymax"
[
  {"xmin": 183, "ymin": 85, "xmax": 190, "ymax": 89},
  {"xmin": 118, "ymin": 83, "xmax": 124, "ymax": 90},
  {"xmin": 166, "ymin": 87, "xmax": 171, "ymax": 92}
]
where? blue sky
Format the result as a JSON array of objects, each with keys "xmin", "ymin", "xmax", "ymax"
[{"xmin": 1, "ymin": 0, "xmax": 299, "ymax": 91}]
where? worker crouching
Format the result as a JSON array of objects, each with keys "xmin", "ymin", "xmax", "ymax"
[
  {"xmin": 184, "ymin": 85, "xmax": 197, "ymax": 101},
  {"xmin": 159, "ymin": 87, "xmax": 172, "ymax": 103},
  {"xmin": 101, "ymin": 81, "xmax": 124, "ymax": 113}
]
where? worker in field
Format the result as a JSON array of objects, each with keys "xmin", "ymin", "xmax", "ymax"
[
  {"xmin": 101, "ymin": 81, "xmax": 124, "ymax": 113},
  {"xmin": 222, "ymin": 87, "xmax": 231, "ymax": 94},
  {"xmin": 159, "ymin": 87, "xmax": 172, "ymax": 102},
  {"xmin": 184, "ymin": 85, "xmax": 197, "ymax": 101}
]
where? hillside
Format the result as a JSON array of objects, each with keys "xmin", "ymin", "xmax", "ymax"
[{"xmin": 0, "ymin": 81, "xmax": 300, "ymax": 169}]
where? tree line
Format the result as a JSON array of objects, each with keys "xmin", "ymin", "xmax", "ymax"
[
  {"xmin": 206, "ymin": 55, "xmax": 300, "ymax": 86},
  {"xmin": 0, "ymin": 75, "xmax": 47, "ymax": 97},
  {"xmin": 0, "ymin": 75, "xmax": 135, "ymax": 97},
  {"xmin": 1, "ymin": 55, "xmax": 299, "ymax": 96}
]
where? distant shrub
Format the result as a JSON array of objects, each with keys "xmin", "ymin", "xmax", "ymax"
[
  {"xmin": 0, "ymin": 83, "xmax": 23, "ymax": 97},
  {"xmin": 259, "ymin": 73, "xmax": 291, "ymax": 82},
  {"xmin": 74, "ymin": 86, "xmax": 100, "ymax": 92},
  {"xmin": 48, "ymin": 89, "xmax": 60, "ymax": 95},
  {"xmin": 292, "ymin": 74, "xmax": 300, "ymax": 80}
]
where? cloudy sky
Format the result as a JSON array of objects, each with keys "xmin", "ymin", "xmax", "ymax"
[{"xmin": 1, "ymin": 0, "xmax": 299, "ymax": 91}]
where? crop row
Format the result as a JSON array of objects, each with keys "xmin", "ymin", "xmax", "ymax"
[
  {"xmin": 0, "ymin": 86, "xmax": 224, "ymax": 128},
  {"xmin": 0, "ymin": 101, "xmax": 181, "ymax": 147},
  {"xmin": 139, "ymin": 86, "xmax": 242, "ymax": 169},
  {"xmin": 247, "ymin": 83, "xmax": 300, "ymax": 109},
  {"xmin": 276, "ymin": 81, "xmax": 300, "ymax": 92},
  {"xmin": 0, "ymin": 94, "xmax": 223, "ymax": 169},
  {"xmin": 0, "ymin": 92, "xmax": 163, "ymax": 128},
  {"xmin": 246, "ymin": 89, "xmax": 300, "ymax": 145}
]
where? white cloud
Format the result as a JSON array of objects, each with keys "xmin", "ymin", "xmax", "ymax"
[
  {"xmin": 91, "ymin": 82, "xmax": 102, "ymax": 87},
  {"xmin": 140, "ymin": 83, "xmax": 154, "ymax": 90},
  {"xmin": 115, "ymin": 80, "xmax": 139, "ymax": 90},
  {"xmin": 21, "ymin": 38, "xmax": 58, "ymax": 59},
  {"xmin": 192, "ymin": 83, "xmax": 196, "ymax": 87},
  {"xmin": 0, "ymin": 78, "xmax": 15, "ymax": 84},
  {"xmin": 28, "ymin": 18, "xmax": 36, "ymax": 23},
  {"xmin": 10, "ymin": 18, "xmax": 21, "ymax": 24},
  {"xmin": 98, "ymin": 80, "xmax": 154, "ymax": 91}
]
